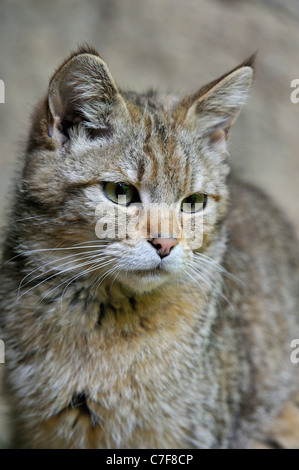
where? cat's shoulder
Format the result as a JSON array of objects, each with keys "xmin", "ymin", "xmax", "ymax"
[
  {"xmin": 225, "ymin": 173, "xmax": 299, "ymax": 276},
  {"xmin": 228, "ymin": 173, "xmax": 297, "ymax": 242}
]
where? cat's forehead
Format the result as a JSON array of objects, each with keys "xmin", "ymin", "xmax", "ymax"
[
  {"xmin": 118, "ymin": 108, "xmax": 198, "ymax": 198},
  {"xmin": 69, "ymin": 96, "xmax": 212, "ymax": 199}
]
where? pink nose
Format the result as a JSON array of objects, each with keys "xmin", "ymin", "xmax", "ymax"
[{"xmin": 150, "ymin": 238, "xmax": 178, "ymax": 258}]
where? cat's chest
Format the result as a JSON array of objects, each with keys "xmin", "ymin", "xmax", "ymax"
[
  {"xmin": 42, "ymin": 281, "xmax": 208, "ymax": 410},
  {"xmin": 57, "ymin": 279, "xmax": 207, "ymax": 341}
]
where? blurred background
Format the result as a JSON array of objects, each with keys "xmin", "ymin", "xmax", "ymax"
[{"xmin": 0, "ymin": 0, "xmax": 299, "ymax": 448}]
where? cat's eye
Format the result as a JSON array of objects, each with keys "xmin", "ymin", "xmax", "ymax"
[
  {"xmin": 181, "ymin": 193, "xmax": 207, "ymax": 213},
  {"xmin": 103, "ymin": 182, "xmax": 140, "ymax": 206}
]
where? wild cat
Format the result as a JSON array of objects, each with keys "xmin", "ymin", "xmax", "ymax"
[{"xmin": 0, "ymin": 45, "xmax": 298, "ymax": 449}]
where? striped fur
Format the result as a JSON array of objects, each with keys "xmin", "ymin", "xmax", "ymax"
[{"xmin": 0, "ymin": 46, "xmax": 298, "ymax": 448}]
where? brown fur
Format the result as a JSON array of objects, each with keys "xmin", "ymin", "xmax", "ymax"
[{"xmin": 0, "ymin": 47, "xmax": 298, "ymax": 449}]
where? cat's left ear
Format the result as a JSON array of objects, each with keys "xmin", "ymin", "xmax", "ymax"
[
  {"xmin": 47, "ymin": 46, "xmax": 129, "ymax": 147},
  {"xmin": 180, "ymin": 55, "xmax": 255, "ymax": 153}
]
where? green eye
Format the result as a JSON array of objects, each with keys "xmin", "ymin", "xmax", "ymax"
[
  {"xmin": 181, "ymin": 193, "xmax": 207, "ymax": 213},
  {"xmin": 103, "ymin": 182, "xmax": 140, "ymax": 206}
]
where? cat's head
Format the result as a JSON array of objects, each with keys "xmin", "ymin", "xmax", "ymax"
[{"xmin": 19, "ymin": 46, "xmax": 254, "ymax": 294}]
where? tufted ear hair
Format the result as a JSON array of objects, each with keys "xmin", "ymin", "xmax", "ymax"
[
  {"xmin": 47, "ymin": 45, "xmax": 129, "ymax": 148},
  {"xmin": 178, "ymin": 54, "xmax": 255, "ymax": 154}
]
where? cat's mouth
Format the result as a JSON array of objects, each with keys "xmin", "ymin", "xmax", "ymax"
[
  {"xmin": 116, "ymin": 262, "xmax": 173, "ymax": 293},
  {"xmin": 130, "ymin": 264, "xmax": 166, "ymax": 276}
]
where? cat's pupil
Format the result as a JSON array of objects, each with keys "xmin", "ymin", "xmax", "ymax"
[
  {"xmin": 117, "ymin": 184, "xmax": 129, "ymax": 197},
  {"xmin": 181, "ymin": 193, "xmax": 207, "ymax": 213},
  {"xmin": 188, "ymin": 195, "xmax": 197, "ymax": 205},
  {"xmin": 103, "ymin": 182, "xmax": 139, "ymax": 205}
]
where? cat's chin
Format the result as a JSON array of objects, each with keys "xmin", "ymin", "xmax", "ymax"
[{"xmin": 116, "ymin": 268, "xmax": 174, "ymax": 293}]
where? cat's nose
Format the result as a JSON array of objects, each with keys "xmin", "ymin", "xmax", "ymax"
[{"xmin": 149, "ymin": 237, "xmax": 178, "ymax": 258}]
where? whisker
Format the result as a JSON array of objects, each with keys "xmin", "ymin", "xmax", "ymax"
[
  {"xmin": 17, "ymin": 250, "xmax": 110, "ymax": 293},
  {"xmin": 189, "ymin": 259, "xmax": 234, "ymax": 308},
  {"xmin": 13, "ymin": 215, "xmax": 44, "ymax": 223},
  {"xmin": 24, "ymin": 245, "xmax": 113, "ymax": 253},
  {"xmin": 110, "ymin": 266, "xmax": 122, "ymax": 287},
  {"xmin": 0, "ymin": 243, "xmax": 113, "ymax": 268},
  {"xmin": 59, "ymin": 259, "xmax": 114, "ymax": 304},
  {"xmin": 72, "ymin": 239, "xmax": 113, "ymax": 246},
  {"xmin": 92, "ymin": 263, "xmax": 121, "ymax": 293},
  {"xmin": 35, "ymin": 258, "xmax": 115, "ymax": 307},
  {"xmin": 17, "ymin": 255, "xmax": 112, "ymax": 301},
  {"xmin": 194, "ymin": 252, "xmax": 241, "ymax": 285},
  {"xmin": 184, "ymin": 265, "xmax": 210, "ymax": 300}
]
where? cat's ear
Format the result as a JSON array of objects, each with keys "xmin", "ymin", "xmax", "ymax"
[
  {"xmin": 48, "ymin": 46, "xmax": 128, "ymax": 147},
  {"xmin": 180, "ymin": 55, "xmax": 255, "ymax": 153}
]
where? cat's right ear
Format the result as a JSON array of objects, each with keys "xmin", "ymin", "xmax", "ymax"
[
  {"xmin": 177, "ymin": 55, "xmax": 255, "ymax": 154},
  {"xmin": 47, "ymin": 46, "xmax": 129, "ymax": 148}
]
